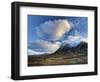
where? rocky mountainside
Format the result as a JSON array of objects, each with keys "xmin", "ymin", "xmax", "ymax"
[{"xmin": 51, "ymin": 41, "xmax": 87, "ymax": 56}]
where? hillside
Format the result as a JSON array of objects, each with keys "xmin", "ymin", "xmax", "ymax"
[{"xmin": 28, "ymin": 42, "xmax": 88, "ymax": 66}]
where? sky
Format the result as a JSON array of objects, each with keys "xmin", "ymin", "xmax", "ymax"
[{"xmin": 28, "ymin": 15, "xmax": 88, "ymax": 55}]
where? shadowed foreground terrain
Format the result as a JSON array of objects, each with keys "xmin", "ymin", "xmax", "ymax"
[{"xmin": 28, "ymin": 42, "xmax": 88, "ymax": 66}]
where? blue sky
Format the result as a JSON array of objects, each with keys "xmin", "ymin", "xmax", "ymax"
[
  {"xmin": 28, "ymin": 15, "xmax": 88, "ymax": 55},
  {"xmin": 28, "ymin": 15, "xmax": 87, "ymax": 42}
]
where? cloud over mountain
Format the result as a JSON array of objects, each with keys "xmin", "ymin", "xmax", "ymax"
[{"xmin": 28, "ymin": 19, "xmax": 87, "ymax": 55}]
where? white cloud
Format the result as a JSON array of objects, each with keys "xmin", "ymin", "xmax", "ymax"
[
  {"xmin": 68, "ymin": 35, "xmax": 81, "ymax": 42},
  {"xmin": 28, "ymin": 49, "xmax": 46, "ymax": 55},
  {"xmin": 28, "ymin": 40, "xmax": 61, "ymax": 55},
  {"xmin": 80, "ymin": 38, "xmax": 87, "ymax": 42},
  {"xmin": 61, "ymin": 35, "xmax": 81, "ymax": 47},
  {"xmin": 36, "ymin": 19, "xmax": 71, "ymax": 41}
]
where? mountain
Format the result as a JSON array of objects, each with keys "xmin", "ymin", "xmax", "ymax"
[
  {"xmin": 28, "ymin": 41, "xmax": 88, "ymax": 66},
  {"xmin": 57, "ymin": 41, "xmax": 87, "ymax": 52},
  {"xmin": 75, "ymin": 41, "xmax": 87, "ymax": 51}
]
